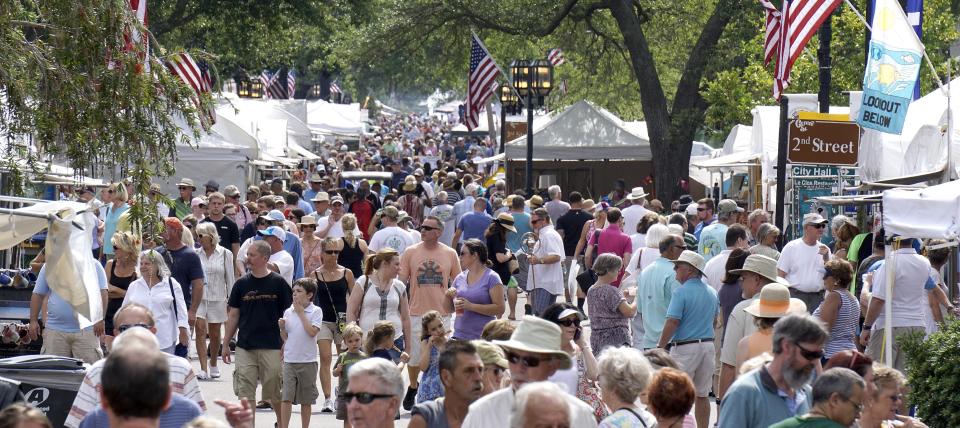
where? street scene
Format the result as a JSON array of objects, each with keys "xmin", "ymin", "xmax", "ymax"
[{"xmin": 2, "ymin": 1, "xmax": 960, "ymax": 428}]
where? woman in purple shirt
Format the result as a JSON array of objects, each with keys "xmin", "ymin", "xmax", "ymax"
[{"xmin": 444, "ymin": 239, "xmax": 505, "ymax": 340}]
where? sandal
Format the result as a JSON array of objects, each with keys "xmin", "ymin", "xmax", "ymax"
[{"xmin": 256, "ymin": 400, "xmax": 272, "ymax": 409}]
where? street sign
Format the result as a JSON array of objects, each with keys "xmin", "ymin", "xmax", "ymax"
[{"xmin": 787, "ymin": 119, "xmax": 861, "ymax": 166}]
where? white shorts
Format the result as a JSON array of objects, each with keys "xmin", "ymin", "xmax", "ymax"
[
  {"xmin": 197, "ymin": 299, "xmax": 228, "ymax": 324},
  {"xmin": 409, "ymin": 313, "xmax": 452, "ymax": 362},
  {"xmin": 669, "ymin": 341, "xmax": 715, "ymax": 398}
]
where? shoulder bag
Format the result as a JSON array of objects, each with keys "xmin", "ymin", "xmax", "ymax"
[
  {"xmin": 167, "ymin": 278, "xmax": 189, "ymax": 358},
  {"xmin": 316, "ymin": 271, "xmax": 348, "ymax": 333}
]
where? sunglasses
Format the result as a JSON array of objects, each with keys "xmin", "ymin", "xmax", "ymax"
[
  {"xmin": 118, "ymin": 323, "xmax": 152, "ymax": 333},
  {"xmin": 340, "ymin": 391, "xmax": 395, "ymax": 404},
  {"xmin": 178, "ymin": 186, "xmax": 190, "ymax": 190},
  {"xmin": 419, "ymin": 225, "xmax": 439, "ymax": 231},
  {"xmin": 531, "ymin": 218, "xmax": 543, "ymax": 224},
  {"xmin": 794, "ymin": 341, "xmax": 824, "ymax": 360},
  {"xmin": 811, "ymin": 224, "xmax": 826, "ymax": 229},
  {"xmin": 557, "ymin": 318, "xmax": 580, "ymax": 327},
  {"xmin": 506, "ymin": 351, "xmax": 546, "ymax": 368},
  {"xmin": 324, "ymin": 250, "xmax": 341, "ymax": 255}
]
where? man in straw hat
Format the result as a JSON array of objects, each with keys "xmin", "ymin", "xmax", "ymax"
[
  {"xmin": 656, "ymin": 250, "xmax": 719, "ymax": 428},
  {"xmin": 719, "ymin": 313, "xmax": 828, "ymax": 428},
  {"xmin": 718, "ymin": 255, "xmax": 802, "ymax": 401},
  {"xmin": 621, "ymin": 186, "xmax": 650, "ymax": 241},
  {"xmin": 461, "ymin": 316, "xmax": 597, "ymax": 428},
  {"xmin": 171, "ymin": 178, "xmax": 197, "ymax": 219}
]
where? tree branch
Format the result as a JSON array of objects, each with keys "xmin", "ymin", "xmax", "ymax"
[{"xmin": 671, "ymin": 0, "xmax": 743, "ymax": 116}]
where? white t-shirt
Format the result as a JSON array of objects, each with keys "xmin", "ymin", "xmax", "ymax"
[
  {"xmin": 871, "ymin": 248, "xmax": 931, "ymax": 329},
  {"xmin": 316, "ymin": 216, "xmax": 362, "ymax": 239},
  {"xmin": 703, "ymin": 249, "xmax": 732, "ymax": 291},
  {"xmin": 462, "ymin": 386, "xmax": 597, "ymax": 428},
  {"xmin": 369, "ymin": 226, "xmax": 416, "ymax": 255},
  {"xmin": 777, "ymin": 238, "xmax": 829, "ymax": 293},
  {"xmin": 430, "ymin": 204, "xmax": 456, "ymax": 247},
  {"xmin": 528, "ymin": 225, "xmax": 566, "ymax": 295},
  {"xmin": 270, "ymin": 250, "xmax": 295, "ymax": 286},
  {"xmin": 622, "ymin": 204, "xmax": 650, "ymax": 236},
  {"xmin": 282, "ymin": 303, "xmax": 324, "ymax": 363},
  {"xmin": 630, "ymin": 233, "xmax": 646, "ymax": 252},
  {"xmin": 624, "ymin": 247, "xmax": 661, "ymax": 279}
]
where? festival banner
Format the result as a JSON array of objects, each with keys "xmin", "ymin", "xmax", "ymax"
[{"xmin": 858, "ymin": 0, "xmax": 924, "ymax": 134}]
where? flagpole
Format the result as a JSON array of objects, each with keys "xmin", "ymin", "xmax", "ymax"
[{"xmin": 471, "ymin": 30, "xmax": 528, "ymax": 108}]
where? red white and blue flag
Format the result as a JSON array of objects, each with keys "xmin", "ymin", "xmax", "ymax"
[
  {"xmin": 287, "ymin": 70, "xmax": 296, "ymax": 99},
  {"xmin": 330, "ymin": 81, "xmax": 342, "ymax": 94},
  {"xmin": 166, "ymin": 52, "xmax": 215, "ymax": 126},
  {"xmin": 762, "ymin": 0, "xmax": 842, "ymax": 99},
  {"xmin": 465, "ymin": 33, "xmax": 502, "ymax": 130},
  {"xmin": 547, "ymin": 48, "xmax": 566, "ymax": 66}
]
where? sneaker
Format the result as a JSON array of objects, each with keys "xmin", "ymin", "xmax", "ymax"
[
  {"xmin": 402, "ymin": 386, "xmax": 417, "ymax": 411},
  {"xmin": 256, "ymin": 400, "xmax": 272, "ymax": 409},
  {"xmin": 209, "ymin": 366, "xmax": 220, "ymax": 378},
  {"xmin": 196, "ymin": 371, "xmax": 210, "ymax": 381},
  {"xmin": 321, "ymin": 398, "xmax": 335, "ymax": 413}
]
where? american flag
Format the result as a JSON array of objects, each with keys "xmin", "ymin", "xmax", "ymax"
[
  {"xmin": 166, "ymin": 53, "xmax": 215, "ymax": 126},
  {"xmin": 330, "ymin": 81, "xmax": 342, "ymax": 94},
  {"xmin": 547, "ymin": 48, "xmax": 565, "ymax": 66},
  {"xmin": 260, "ymin": 70, "xmax": 274, "ymax": 98},
  {"xmin": 764, "ymin": 0, "xmax": 841, "ymax": 99},
  {"xmin": 465, "ymin": 33, "xmax": 502, "ymax": 131},
  {"xmin": 287, "ymin": 70, "xmax": 296, "ymax": 99},
  {"xmin": 112, "ymin": 0, "xmax": 149, "ymax": 72},
  {"xmin": 264, "ymin": 69, "xmax": 286, "ymax": 99}
]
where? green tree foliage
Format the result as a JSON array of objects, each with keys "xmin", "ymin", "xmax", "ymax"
[
  {"xmin": 902, "ymin": 318, "xmax": 960, "ymax": 426},
  {"xmin": 702, "ymin": 0, "xmax": 959, "ymax": 140}
]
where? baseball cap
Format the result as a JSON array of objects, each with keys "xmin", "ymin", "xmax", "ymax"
[
  {"xmin": 223, "ymin": 185, "xmax": 240, "ymax": 198},
  {"xmin": 802, "ymin": 213, "xmax": 829, "ymax": 226},
  {"xmin": 191, "ymin": 197, "xmax": 207, "ymax": 208},
  {"xmin": 258, "ymin": 226, "xmax": 287, "ymax": 242},
  {"xmin": 330, "ymin": 195, "xmax": 345, "ymax": 205},
  {"xmin": 717, "ymin": 199, "xmax": 744, "ymax": 216},
  {"xmin": 260, "ymin": 209, "xmax": 285, "ymax": 222},
  {"xmin": 685, "ymin": 203, "xmax": 699, "ymax": 216},
  {"xmin": 311, "ymin": 192, "xmax": 330, "ymax": 202}
]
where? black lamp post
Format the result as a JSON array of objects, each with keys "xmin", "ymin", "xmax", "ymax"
[
  {"xmin": 511, "ymin": 59, "xmax": 553, "ymax": 195},
  {"xmin": 498, "ymin": 83, "xmax": 520, "ymax": 154},
  {"xmin": 249, "ymin": 79, "xmax": 264, "ymax": 98},
  {"xmin": 237, "ymin": 80, "xmax": 251, "ymax": 98}
]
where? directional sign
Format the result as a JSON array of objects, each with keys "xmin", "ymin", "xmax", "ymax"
[{"xmin": 787, "ymin": 120, "xmax": 861, "ymax": 166}]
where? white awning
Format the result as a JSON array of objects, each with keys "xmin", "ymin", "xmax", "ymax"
[
  {"xmin": 474, "ymin": 153, "xmax": 505, "ymax": 165},
  {"xmin": 691, "ymin": 152, "xmax": 761, "ymax": 170},
  {"xmin": 287, "ymin": 141, "xmax": 319, "ymax": 160}
]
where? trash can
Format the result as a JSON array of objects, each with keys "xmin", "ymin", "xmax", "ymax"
[{"xmin": 0, "ymin": 354, "xmax": 85, "ymax": 426}]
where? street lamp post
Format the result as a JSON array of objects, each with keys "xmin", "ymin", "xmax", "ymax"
[
  {"xmin": 498, "ymin": 84, "xmax": 520, "ymax": 154},
  {"xmin": 511, "ymin": 59, "xmax": 553, "ymax": 195}
]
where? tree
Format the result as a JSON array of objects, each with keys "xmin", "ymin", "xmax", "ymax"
[
  {"xmin": 1, "ymin": 0, "xmax": 211, "ymax": 231},
  {"xmin": 335, "ymin": 0, "xmax": 754, "ymax": 203}
]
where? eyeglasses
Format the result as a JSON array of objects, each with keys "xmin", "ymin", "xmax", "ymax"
[
  {"xmin": 557, "ymin": 318, "xmax": 580, "ymax": 327},
  {"xmin": 531, "ymin": 218, "xmax": 542, "ymax": 224},
  {"xmin": 117, "ymin": 323, "xmax": 152, "ymax": 332},
  {"xmin": 812, "ymin": 224, "xmax": 826, "ymax": 229},
  {"xmin": 178, "ymin": 187, "xmax": 189, "ymax": 190},
  {"xmin": 843, "ymin": 397, "xmax": 864, "ymax": 412},
  {"xmin": 419, "ymin": 225, "xmax": 438, "ymax": 231},
  {"xmin": 324, "ymin": 250, "xmax": 341, "ymax": 255},
  {"xmin": 484, "ymin": 366, "xmax": 505, "ymax": 376},
  {"xmin": 794, "ymin": 342, "xmax": 824, "ymax": 360},
  {"xmin": 506, "ymin": 351, "xmax": 546, "ymax": 368},
  {"xmin": 301, "ymin": 225, "xmax": 316, "ymax": 229},
  {"xmin": 340, "ymin": 391, "xmax": 395, "ymax": 404}
]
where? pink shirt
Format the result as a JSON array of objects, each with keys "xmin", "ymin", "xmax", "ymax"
[{"xmin": 589, "ymin": 225, "xmax": 632, "ymax": 286}]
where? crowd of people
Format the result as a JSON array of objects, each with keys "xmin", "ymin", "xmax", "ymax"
[{"xmin": 8, "ymin": 113, "xmax": 949, "ymax": 428}]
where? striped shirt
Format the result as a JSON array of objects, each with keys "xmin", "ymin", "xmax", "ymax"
[
  {"xmin": 813, "ymin": 290, "xmax": 860, "ymax": 359},
  {"xmin": 65, "ymin": 353, "xmax": 205, "ymax": 428}
]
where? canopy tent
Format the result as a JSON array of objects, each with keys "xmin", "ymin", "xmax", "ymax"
[
  {"xmin": 164, "ymin": 114, "xmax": 261, "ymax": 195},
  {"xmin": 217, "ymin": 98, "xmax": 314, "ymax": 153},
  {"xmin": 306, "ymin": 100, "xmax": 365, "ymax": 138},
  {"xmin": 504, "ymin": 100, "xmax": 651, "ymax": 160},
  {"xmin": 883, "ymin": 179, "xmax": 960, "ymax": 240},
  {"xmin": 721, "ymin": 124, "xmax": 753, "ymax": 155}
]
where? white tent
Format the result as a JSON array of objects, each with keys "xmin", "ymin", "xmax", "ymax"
[
  {"xmin": 722, "ymin": 124, "xmax": 753, "ymax": 155},
  {"xmin": 504, "ymin": 100, "xmax": 651, "ymax": 160},
  {"xmin": 166, "ymin": 115, "xmax": 261, "ymax": 195},
  {"xmin": 306, "ymin": 100, "xmax": 364, "ymax": 138},
  {"xmin": 883, "ymin": 179, "xmax": 960, "ymax": 240}
]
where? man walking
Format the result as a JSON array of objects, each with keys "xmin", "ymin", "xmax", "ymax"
[
  {"xmin": 657, "ymin": 250, "xmax": 719, "ymax": 428},
  {"xmin": 452, "ymin": 198, "xmax": 492, "ymax": 250},
  {"xmin": 544, "ymin": 185, "xmax": 569, "ymax": 224},
  {"xmin": 159, "ymin": 217, "xmax": 204, "ymax": 328},
  {"xmin": 634, "ymin": 234, "xmax": 685, "ymax": 349},
  {"xmin": 409, "ymin": 341, "xmax": 485, "ymax": 428},
  {"xmin": 698, "ymin": 199, "xmax": 742, "ymax": 263},
  {"xmin": 201, "ymin": 192, "xmax": 241, "ymax": 265},
  {"xmin": 621, "ymin": 186, "xmax": 650, "ymax": 239},
  {"xmin": 778, "ymin": 213, "xmax": 831, "ymax": 312},
  {"xmin": 527, "ymin": 208, "xmax": 565, "ymax": 316},
  {"xmin": 222, "ymin": 240, "xmax": 293, "ymax": 427},
  {"xmin": 369, "ymin": 206, "xmax": 415, "ymax": 255}
]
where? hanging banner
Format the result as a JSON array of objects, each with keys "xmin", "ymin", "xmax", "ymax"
[{"xmin": 858, "ymin": 0, "xmax": 924, "ymax": 134}]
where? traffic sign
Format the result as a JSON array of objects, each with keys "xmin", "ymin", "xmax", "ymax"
[{"xmin": 787, "ymin": 119, "xmax": 860, "ymax": 166}]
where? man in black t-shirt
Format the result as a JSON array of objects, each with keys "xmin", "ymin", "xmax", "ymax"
[
  {"xmin": 222, "ymin": 240, "xmax": 292, "ymax": 427},
  {"xmin": 201, "ymin": 192, "xmax": 241, "ymax": 276},
  {"xmin": 160, "ymin": 217, "xmax": 205, "ymax": 326}
]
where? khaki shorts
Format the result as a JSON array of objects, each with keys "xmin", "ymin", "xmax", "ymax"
[
  {"xmin": 282, "ymin": 362, "xmax": 319, "ymax": 404},
  {"xmin": 409, "ymin": 314, "xmax": 451, "ymax": 362},
  {"xmin": 669, "ymin": 341, "xmax": 715, "ymax": 398},
  {"xmin": 41, "ymin": 329, "xmax": 102, "ymax": 364},
  {"xmin": 233, "ymin": 348, "xmax": 282, "ymax": 401},
  {"xmin": 197, "ymin": 299, "xmax": 228, "ymax": 324},
  {"xmin": 316, "ymin": 321, "xmax": 342, "ymax": 345},
  {"xmin": 865, "ymin": 326, "xmax": 924, "ymax": 373}
]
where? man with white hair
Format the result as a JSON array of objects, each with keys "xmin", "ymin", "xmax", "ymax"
[
  {"xmin": 345, "ymin": 358, "xmax": 405, "ymax": 428},
  {"xmin": 64, "ymin": 303, "xmax": 206, "ymax": 428},
  {"xmin": 621, "ymin": 186, "xmax": 650, "ymax": 239},
  {"xmin": 509, "ymin": 382, "xmax": 572, "ymax": 428},
  {"xmin": 453, "ymin": 183, "xmax": 480, "ymax": 223},
  {"xmin": 462, "ymin": 316, "xmax": 596, "ymax": 428},
  {"xmin": 544, "ymin": 185, "xmax": 569, "ymax": 224},
  {"xmin": 428, "ymin": 191, "xmax": 456, "ymax": 247}
]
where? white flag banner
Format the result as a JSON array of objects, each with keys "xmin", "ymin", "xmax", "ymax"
[{"xmin": 44, "ymin": 207, "xmax": 103, "ymax": 329}]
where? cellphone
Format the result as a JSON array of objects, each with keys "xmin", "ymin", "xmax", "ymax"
[{"xmin": 574, "ymin": 326, "xmax": 582, "ymax": 341}]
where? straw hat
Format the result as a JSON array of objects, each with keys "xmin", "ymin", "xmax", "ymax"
[
  {"xmin": 581, "ymin": 199, "xmax": 597, "ymax": 213},
  {"xmin": 626, "ymin": 186, "xmax": 648, "ymax": 200},
  {"xmin": 492, "ymin": 315, "xmax": 572, "ymax": 369},
  {"xmin": 473, "ymin": 341, "xmax": 509, "ymax": 369},
  {"xmin": 494, "ymin": 212, "xmax": 517, "ymax": 233},
  {"xmin": 729, "ymin": 254, "xmax": 789, "ymax": 285},
  {"xmin": 670, "ymin": 250, "xmax": 707, "ymax": 276},
  {"xmin": 298, "ymin": 216, "xmax": 318, "ymax": 227},
  {"xmin": 176, "ymin": 178, "xmax": 196, "ymax": 190},
  {"xmin": 527, "ymin": 195, "xmax": 544, "ymax": 209},
  {"xmin": 743, "ymin": 283, "xmax": 807, "ymax": 318}
]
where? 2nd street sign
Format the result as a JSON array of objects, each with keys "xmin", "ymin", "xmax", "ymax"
[{"xmin": 787, "ymin": 119, "xmax": 861, "ymax": 166}]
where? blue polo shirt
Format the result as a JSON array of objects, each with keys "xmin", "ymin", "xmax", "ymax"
[
  {"xmin": 33, "ymin": 262, "xmax": 108, "ymax": 333},
  {"xmin": 457, "ymin": 212, "xmax": 492, "ymax": 242},
  {"xmin": 665, "ymin": 276, "xmax": 719, "ymax": 341},
  {"xmin": 636, "ymin": 257, "xmax": 682, "ymax": 349}
]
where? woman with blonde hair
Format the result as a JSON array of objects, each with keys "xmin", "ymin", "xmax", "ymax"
[
  {"xmin": 337, "ymin": 213, "xmax": 368, "ymax": 279},
  {"xmin": 194, "ymin": 222, "xmax": 235, "ymax": 380},
  {"xmin": 346, "ymin": 248, "xmax": 411, "ymax": 363},
  {"xmin": 181, "ymin": 214, "xmax": 198, "ymax": 248},
  {"xmin": 104, "ymin": 232, "xmax": 140, "ymax": 348},
  {"xmin": 312, "ymin": 237, "xmax": 355, "ymax": 413},
  {"xmin": 121, "ymin": 249, "xmax": 189, "ymax": 355},
  {"xmin": 102, "ymin": 182, "xmax": 130, "ymax": 262}
]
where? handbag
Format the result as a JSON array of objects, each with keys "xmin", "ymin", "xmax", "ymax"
[
  {"xmin": 507, "ymin": 254, "xmax": 520, "ymax": 274},
  {"xmin": 576, "ymin": 230, "xmax": 602, "ymax": 293},
  {"xmin": 167, "ymin": 278, "xmax": 189, "ymax": 358},
  {"xmin": 316, "ymin": 271, "xmax": 348, "ymax": 334}
]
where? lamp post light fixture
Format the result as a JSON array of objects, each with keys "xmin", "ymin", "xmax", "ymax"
[
  {"xmin": 249, "ymin": 79, "xmax": 264, "ymax": 98},
  {"xmin": 510, "ymin": 59, "xmax": 553, "ymax": 195},
  {"xmin": 498, "ymin": 83, "xmax": 521, "ymax": 154},
  {"xmin": 237, "ymin": 79, "xmax": 251, "ymax": 98}
]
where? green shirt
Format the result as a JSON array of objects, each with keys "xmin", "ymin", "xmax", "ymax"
[
  {"xmin": 335, "ymin": 350, "xmax": 368, "ymax": 392},
  {"xmin": 769, "ymin": 415, "xmax": 846, "ymax": 428}
]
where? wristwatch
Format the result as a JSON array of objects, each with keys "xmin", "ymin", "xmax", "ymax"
[{"xmin": 861, "ymin": 325, "xmax": 872, "ymax": 331}]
